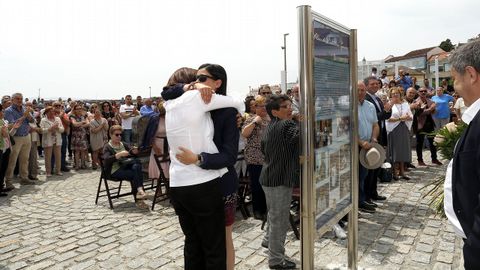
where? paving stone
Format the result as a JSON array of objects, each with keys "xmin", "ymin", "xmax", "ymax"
[
  {"xmin": 396, "ymin": 244, "xmax": 411, "ymax": 254},
  {"xmin": 372, "ymin": 243, "xmax": 390, "ymax": 254},
  {"xmin": 53, "ymin": 250, "xmax": 79, "ymax": 262},
  {"xmin": 363, "ymin": 252, "xmax": 384, "ymax": 265},
  {"xmin": 388, "ymin": 253, "xmax": 405, "ymax": 265},
  {"xmin": 416, "ymin": 243, "xmax": 434, "ymax": 253},
  {"xmin": 433, "ymin": 262, "xmax": 452, "ymax": 270},
  {"xmin": 76, "ymin": 243, "xmax": 99, "ymax": 253},
  {"xmin": 24, "ymin": 260, "xmax": 55, "ymax": 270},
  {"xmin": 4, "ymin": 261, "xmax": 29, "ymax": 270},
  {"xmin": 436, "ymin": 251, "xmax": 454, "ymax": 264},
  {"xmin": 438, "ymin": 241, "xmax": 455, "ymax": 252},
  {"xmin": 411, "ymin": 251, "xmax": 431, "ymax": 264},
  {"xmin": 0, "ymin": 152, "xmax": 463, "ymax": 269},
  {"xmin": 418, "ymin": 235, "xmax": 435, "ymax": 245},
  {"xmin": 68, "ymin": 259, "xmax": 95, "ymax": 270}
]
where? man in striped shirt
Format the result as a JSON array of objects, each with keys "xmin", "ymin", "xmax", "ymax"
[{"xmin": 260, "ymin": 94, "xmax": 300, "ymax": 269}]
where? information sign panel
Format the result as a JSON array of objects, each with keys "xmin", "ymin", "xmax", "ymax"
[{"xmin": 312, "ymin": 15, "xmax": 353, "ymax": 230}]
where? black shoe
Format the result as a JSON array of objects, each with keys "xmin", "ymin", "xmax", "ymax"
[
  {"xmin": 359, "ymin": 203, "xmax": 376, "ymax": 213},
  {"xmin": 372, "ymin": 195, "xmax": 387, "ymax": 201},
  {"xmin": 365, "ymin": 200, "xmax": 378, "ymax": 207},
  {"xmin": 402, "ymin": 175, "xmax": 411, "ymax": 180},
  {"xmin": 406, "ymin": 163, "xmax": 416, "ymax": 169},
  {"xmin": 269, "ymin": 259, "xmax": 296, "ymax": 269},
  {"xmin": 261, "ymin": 240, "xmax": 268, "ymax": 249},
  {"xmin": 0, "ymin": 192, "xmax": 7, "ymax": 197},
  {"xmin": 28, "ymin": 176, "xmax": 39, "ymax": 180},
  {"xmin": 3, "ymin": 186, "xmax": 14, "ymax": 192},
  {"xmin": 392, "ymin": 175, "xmax": 400, "ymax": 181},
  {"xmin": 61, "ymin": 168, "xmax": 71, "ymax": 172}
]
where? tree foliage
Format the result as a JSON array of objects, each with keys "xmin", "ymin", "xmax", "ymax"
[{"xmin": 439, "ymin": 38, "xmax": 455, "ymax": 52}]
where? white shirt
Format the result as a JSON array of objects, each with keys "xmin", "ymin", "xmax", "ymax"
[
  {"xmin": 453, "ymin": 98, "xmax": 468, "ymax": 116},
  {"xmin": 119, "ymin": 104, "xmax": 135, "ymax": 129},
  {"xmin": 165, "ymin": 91, "xmax": 243, "ymax": 187},
  {"xmin": 385, "ymin": 102, "xmax": 413, "ymax": 133},
  {"xmin": 444, "ymin": 97, "xmax": 480, "ymax": 239}
]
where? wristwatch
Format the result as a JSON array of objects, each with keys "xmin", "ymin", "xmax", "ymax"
[{"xmin": 195, "ymin": 154, "xmax": 203, "ymax": 166}]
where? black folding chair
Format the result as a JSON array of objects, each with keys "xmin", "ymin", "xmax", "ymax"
[
  {"xmin": 95, "ymin": 155, "xmax": 137, "ymax": 209},
  {"xmin": 151, "ymin": 137, "xmax": 170, "ymax": 210}
]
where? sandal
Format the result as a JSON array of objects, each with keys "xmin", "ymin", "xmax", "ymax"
[
  {"xmin": 136, "ymin": 191, "xmax": 147, "ymax": 200},
  {"xmin": 135, "ymin": 200, "xmax": 149, "ymax": 209}
]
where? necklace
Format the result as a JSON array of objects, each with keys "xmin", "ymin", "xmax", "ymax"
[{"xmin": 395, "ymin": 103, "xmax": 403, "ymax": 116}]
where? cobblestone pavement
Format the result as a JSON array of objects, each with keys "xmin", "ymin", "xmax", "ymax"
[{"xmin": 0, "ymin": 153, "xmax": 464, "ymax": 270}]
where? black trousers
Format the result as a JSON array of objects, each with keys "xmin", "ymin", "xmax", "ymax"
[
  {"xmin": 248, "ymin": 164, "xmax": 267, "ymax": 214},
  {"xmin": 365, "ymin": 168, "xmax": 380, "ymax": 201},
  {"xmin": 463, "ymin": 242, "xmax": 480, "ymax": 269},
  {"xmin": 0, "ymin": 148, "xmax": 11, "ymax": 188},
  {"xmin": 170, "ymin": 178, "xmax": 226, "ymax": 270},
  {"xmin": 415, "ymin": 132, "xmax": 437, "ymax": 162}
]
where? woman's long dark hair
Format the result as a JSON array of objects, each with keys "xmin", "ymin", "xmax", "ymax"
[{"xmin": 198, "ymin": 63, "xmax": 227, "ymax": 96}]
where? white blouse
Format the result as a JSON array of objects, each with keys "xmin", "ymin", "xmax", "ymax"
[
  {"xmin": 386, "ymin": 101, "xmax": 413, "ymax": 133},
  {"xmin": 40, "ymin": 116, "xmax": 64, "ymax": 147},
  {"xmin": 165, "ymin": 91, "xmax": 243, "ymax": 187}
]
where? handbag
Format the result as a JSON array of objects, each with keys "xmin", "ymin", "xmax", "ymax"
[
  {"xmin": 379, "ymin": 167, "xmax": 392, "ymax": 183},
  {"xmin": 118, "ymin": 157, "xmax": 138, "ymax": 167}
]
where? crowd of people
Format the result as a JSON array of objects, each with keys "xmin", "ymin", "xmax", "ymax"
[
  {"xmin": 0, "ymin": 93, "xmax": 164, "ymax": 196},
  {"xmin": 1, "ymin": 40, "xmax": 477, "ymax": 269}
]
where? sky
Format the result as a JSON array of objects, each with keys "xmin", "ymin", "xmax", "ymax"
[{"xmin": 0, "ymin": 0, "xmax": 479, "ymax": 100}]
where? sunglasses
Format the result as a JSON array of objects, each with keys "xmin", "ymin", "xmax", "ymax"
[
  {"xmin": 196, "ymin": 74, "xmax": 216, "ymax": 83},
  {"xmin": 113, "ymin": 133, "xmax": 122, "ymax": 137},
  {"xmin": 419, "ymin": 90, "xmax": 427, "ymax": 93},
  {"xmin": 260, "ymin": 92, "xmax": 272, "ymax": 95}
]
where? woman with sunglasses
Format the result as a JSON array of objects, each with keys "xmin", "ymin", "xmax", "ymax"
[
  {"xmin": 101, "ymin": 101, "xmax": 116, "ymax": 128},
  {"xmin": 102, "ymin": 125, "xmax": 147, "ymax": 208},
  {"xmin": 241, "ymin": 95, "xmax": 270, "ymax": 220},
  {"xmin": 162, "ymin": 65, "xmax": 243, "ymax": 270}
]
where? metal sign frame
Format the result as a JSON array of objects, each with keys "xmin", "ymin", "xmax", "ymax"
[{"xmin": 298, "ymin": 5, "xmax": 359, "ymax": 270}]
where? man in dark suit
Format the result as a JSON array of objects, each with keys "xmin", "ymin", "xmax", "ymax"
[
  {"xmin": 363, "ymin": 76, "xmax": 391, "ymax": 206},
  {"xmin": 445, "ymin": 39, "xmax": 480, "ymax": 269}
]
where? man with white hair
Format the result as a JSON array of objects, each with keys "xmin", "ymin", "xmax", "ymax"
[
  {"xmin": 4, "ymin": 93, "xmax": 36, "ymax": 188},
  {"xmin": 445, "ymin": 39, "xmax": 480, "ymax": 269},
  {"xmin": 357, "ymin": 81, "xmax": 379, "ymax": 213}
]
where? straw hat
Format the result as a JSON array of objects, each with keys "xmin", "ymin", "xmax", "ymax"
[{"xmin": 359, "ymin": 142, "xmax": 386, "ymax": 170}]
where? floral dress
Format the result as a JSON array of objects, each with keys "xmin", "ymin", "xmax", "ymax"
[{"xmin": 70, "ymin": 114, "xmax": 89, "ymax": 151}]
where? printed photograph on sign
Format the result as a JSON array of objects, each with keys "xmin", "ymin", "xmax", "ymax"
[
  {"xmin": 315, "ymin": 150, "xmax": 329, "ymax": 182},
  {"xmin": 316, "ymin": 182, "xmax": 329, "ymax": 216},
  {"xmin": 335, "ymin": 116, "xmax": 350, "ymax": 140},
  {"xmin": 315, "ymin": 119, "xmax": 333, "ymax": 148}
]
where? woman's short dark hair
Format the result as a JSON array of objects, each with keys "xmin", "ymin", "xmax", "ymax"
[
  {"xmin": 244, "ymin": 96, "xmax": 255, "ymax": 113},
  {"xmin": 166, "ymin": 67, "xmax": 197, "ymax": 87},
  {"xmin": 266, "ymin": 94, "xmax": 291, "ymax": 119},
  {"xmin": 198, "ymin": 63, "xmax": 227, "ymax": 96}
]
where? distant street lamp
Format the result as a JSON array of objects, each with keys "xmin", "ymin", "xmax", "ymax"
[
  {"xmin": 149, "ymin": 86, "xmax": 151, "ymax": 98},
  {"xmin": 281, "ymin": 33, "xmax": 289, "ymax": 93}
]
